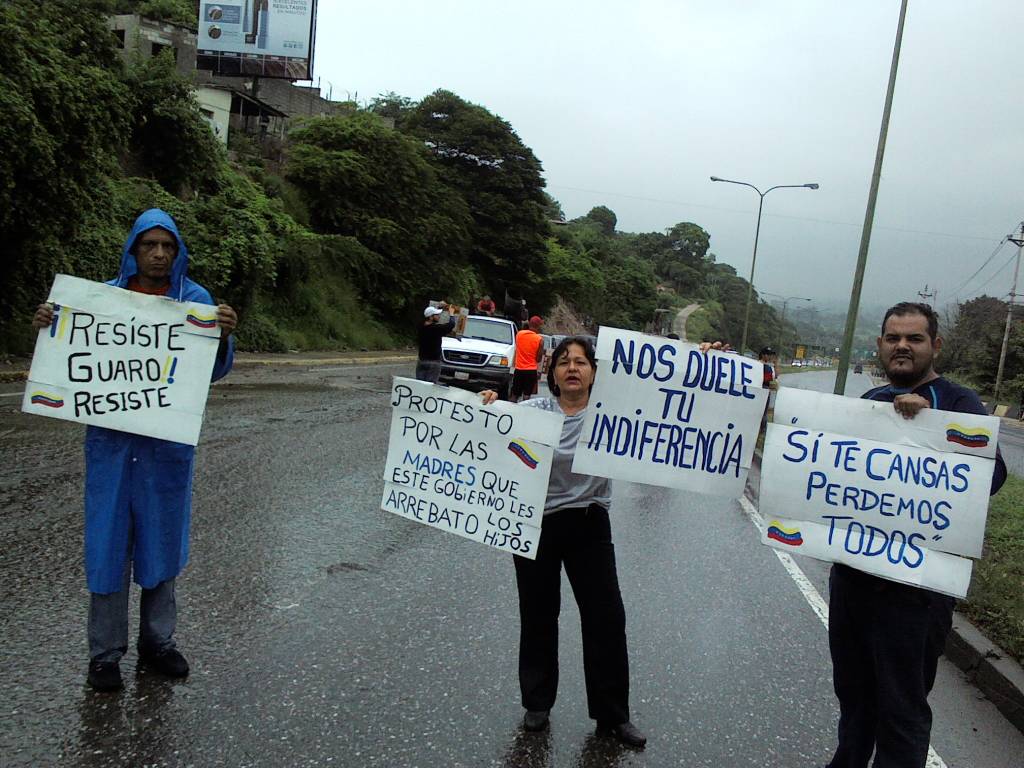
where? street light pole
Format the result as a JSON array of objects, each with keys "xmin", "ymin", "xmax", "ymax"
[
  {"xmin": 763, "ymin": 292, "xmax": 812, "ymax": 358},
  {"xmin": 994, "ymin": 224, "xmax": 1024, "ymax": 404},
  {"xmin": 710, "ymin": 176, "xmax": 819, "ymax": 353},
  {"xmin": 834, "ymin": 0, "xmax": 909, "ymax": 395}
]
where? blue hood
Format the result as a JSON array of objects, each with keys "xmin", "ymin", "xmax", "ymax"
[{"xmin": 115, "ymin": 208, "xmax": 190, "ymax": 300}]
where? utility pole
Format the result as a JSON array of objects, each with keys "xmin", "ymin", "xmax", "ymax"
[
  {"xmin": 834, "ymin": 0, "xmax": 909, "ymax": 396},
  {"xmin": 993, "ymin": 223, "xmax": 1024, "ymax": 404},
  {"xmin": 917, "ymin": 284, "xmax": 936, "ymax": 306}
]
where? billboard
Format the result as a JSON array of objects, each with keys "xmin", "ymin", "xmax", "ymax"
[{"xmin": 197, "ymin": 1, "xmax": 317, "ymax": 80}]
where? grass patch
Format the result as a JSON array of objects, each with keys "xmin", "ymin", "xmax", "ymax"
[{"xmin": 962, "ymin": 473, "xmax": 1024, "ymax": 661}]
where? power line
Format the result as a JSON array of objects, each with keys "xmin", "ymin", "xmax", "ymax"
[
  {"xmin": 546, "ymin": 183, "xmax": 1003, "ymax": 243},
  {"xmin": 947, "ymin": 237, "xmax": 1009, "ymax": 297},
  {"xmin": 949, "ymin": 220, "xmax": 1024, "ymax": 299},
  {"xmin": 964, "ymin": 249, "xmax": 1019, "ymax": 296}
]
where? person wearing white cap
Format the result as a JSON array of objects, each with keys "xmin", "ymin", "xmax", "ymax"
[{"xmin": 417, "ymin": 302, "xmax": 456, "ymax": 382}]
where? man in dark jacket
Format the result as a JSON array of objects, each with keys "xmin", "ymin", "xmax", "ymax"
[
  {"xmin": 825, "ymin": 302, "xmax": 1006, "ymax": 768},
  {"xmin": 417, "ymin": 303, "xmax": 455, "ymax": 382},
  {"xmin": 32, "ymin": 209, "xmax": 236, "ymax": 692}
]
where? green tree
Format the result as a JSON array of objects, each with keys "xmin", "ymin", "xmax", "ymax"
[
  {"xmin": 366, "ymin": 91, "xmax": 418, "ymax": 128},
  {"xmin": 585, "ymin": 205, "xmax": 617, "ymax": 236},
  {"xmin": 942, "ymin": 296, "xmax": 1021, "ymax": 393},
  {"xmin": 285, "ymin": 112, "xmax": 476, "ymax": 313},
  {"xmin": 124, "ymin": 50, "xmax": 224, "ymax": 195},
  {"xmin": 541, "ymin": 192, "xmax": 565, "ymax": 222},
  {"xmin": 400, "ymin": 90, "xmax": 550, "ymax": 296},
  {"xmin": 0, "ymin": 0, "xmax": 133, "ymax": 325},
  {"xmin": 113, "ymin": 0, "xmax": 200, "ymax": 26}
]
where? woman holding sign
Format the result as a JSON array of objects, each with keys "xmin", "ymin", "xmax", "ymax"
[{"xmin": 481, "ymin": 336, "xmax": 646, "ymax": 749}]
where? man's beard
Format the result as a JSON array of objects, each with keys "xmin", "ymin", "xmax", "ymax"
[{"xmin": 885, "ymin": 355, "xmax": 929, "ymax": 388}]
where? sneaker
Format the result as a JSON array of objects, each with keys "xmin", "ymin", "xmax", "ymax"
[
  {"xmin": 138, "ymin": 647, "xmax": 189, "ymax": 678},
  {"xmin": 597, "ymin": 720, "xmax": 647, "ymax": 749},
  {"xmin": 87, "ymin": 660, "xmax": 123, "ymax": 692},
  {"xmin": 522, "ymin": 709, "xmax": 550, "ymax": 732}
]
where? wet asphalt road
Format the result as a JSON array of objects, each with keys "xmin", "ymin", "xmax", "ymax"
[{"xmin": 0, "ymin": 363, "xmax": 1021, "ymax": 767}]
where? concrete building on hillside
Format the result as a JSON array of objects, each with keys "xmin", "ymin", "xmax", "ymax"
[
  {"xmin": 109, "ymin": 14, "xmax": 197, "ymax": 76},
  {"xmin": 107, "ymin": 14, "xmax": 352, "ymax": 150}
]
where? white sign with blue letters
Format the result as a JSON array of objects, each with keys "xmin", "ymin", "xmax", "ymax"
[
  {"xmin": 381, "ymin": 377, "xmax": 563, "ymax": 559},
  {"xmin": 571, "ymin": 327, "xmax": 769, "ymax": 496},
  {"xmin": 760, "ymin": 388, "xmax": 1000, "ymax": 597}
]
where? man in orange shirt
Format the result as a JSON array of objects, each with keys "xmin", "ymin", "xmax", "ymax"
[{"xmin": 511, "ymin": 315, "xmax": 545, "ymax": 402}]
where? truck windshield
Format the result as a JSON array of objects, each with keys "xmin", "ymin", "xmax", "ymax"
[{"xmin": 462, "ymin": 318, "xmax": 513, "ymax": 345}]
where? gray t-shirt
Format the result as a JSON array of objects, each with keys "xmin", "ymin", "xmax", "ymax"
[{"xmin": 519, "ymin": 397, "xmax": 612, "ymax": 515}]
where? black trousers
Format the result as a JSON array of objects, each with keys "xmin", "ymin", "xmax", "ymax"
[
  {"xmin": 513, "ymin": 504, "xmax": 630, "ymax": 725},
  {"xmin": 827, "ymin": 565, "xmax": 954, "ymax": 768}
]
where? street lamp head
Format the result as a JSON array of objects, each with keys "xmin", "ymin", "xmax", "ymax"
[
  {"xmin": 710, "ymin": 176, "xmax": 722, "ymax": 182},
  {"xmin": 805, "ymin": 183, "xmax": 820, "ymax": 190}
]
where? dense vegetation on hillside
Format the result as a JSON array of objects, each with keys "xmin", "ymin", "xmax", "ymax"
[
  {"xmin": 7, "ymin": 0, "xmax": 1020, "ymax": 401},
  {"xmin": 1, "ymin": 0, "xmax": 798, "ymax": 356}
]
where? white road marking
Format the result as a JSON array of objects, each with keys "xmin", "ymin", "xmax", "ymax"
[{"xmin": 739, "ymin": 493, "xmax": 948, "ymax": 768}]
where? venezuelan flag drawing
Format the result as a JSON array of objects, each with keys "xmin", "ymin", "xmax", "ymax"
[
  {"xmin": 508, "ymin": 439, "xmax": 540, "ymax": 469},
  {"xmin": 186, "ymin": 311, "xmax": 218, "ymax": 329},
  {"xmin": 945, "ymin": 423, "xmax": 991, "ymax": 449},
  {"xmin": 767, "ymin": 521, "xmax": 803, "ymax": 547},
  {"xmin": 30, "ymin": 391, "xmax": 64, "ymax": 409}
]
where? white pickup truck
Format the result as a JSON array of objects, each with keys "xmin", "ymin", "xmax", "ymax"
[{"xmin": 439, "ymin": 315, "xmax": 518, "ymax": 400}]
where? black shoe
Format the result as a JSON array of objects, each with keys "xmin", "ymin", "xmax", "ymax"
[
  {"xmin": 597, "ymin": 720, "xmax": 647, "ymax": 749},
  {"xmin": 87, "ymin": 660, "xmax": 123, "ymax": 692},
  {"xmin": 522, "ymin": 710, "xmax": 550, "ymax": 732},
  {"xmin": 138, "ymin": 647, "xmax": 189, "ymax": 678}
]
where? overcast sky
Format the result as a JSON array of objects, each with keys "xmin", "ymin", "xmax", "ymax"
[{"xmin": 310, "ymin": 0, "xmax": 1024, "ymax": 318}]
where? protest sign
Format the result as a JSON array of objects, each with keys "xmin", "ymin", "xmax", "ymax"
[
  {"xmin": 775, "ymin": 387, "xmax": 999, "ymax": 460},
  {"xmin": 760, "ymin": 388, "xmax": 1000, "ymax": 597},
  {"xmin": 22, "ymin": 275, "xmax": 221, "ymax": 446},
  {"xmin": 571, "ymin": 327, "xmax": 769, "ymax": 496},
  {"xmin": 381, "ymin": 377, "xmax": 563, "ymax": 558}
]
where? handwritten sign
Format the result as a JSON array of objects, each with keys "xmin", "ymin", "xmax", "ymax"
[
  {"xmin": 760, "ymin": 389, "xmax": 1000, "ymax": 597},
  {"xmin": 571, "ymin": 327, "xmax": 768, "ymax": 496},
  {"xmin": 21, "ymin": 275, "xmax": 221, "ymax": 446},
  {"xmin": 381, "ymin": 377, "xmax": 563, "ymax": 558}
]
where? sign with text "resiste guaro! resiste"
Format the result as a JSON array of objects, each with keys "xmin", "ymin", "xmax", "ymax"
[
  {"xmin": 571, "ymin": 328, "xmax": 769, "ymax": 497},
  {"xmin": 21, "ymin": 275, "xmax": 222, "ymax": 446},
  {"xmin": 381, "ymin": 378, "xmax": 564, "ymax": 559},
  {"xmin": 759, "ymin": 388, "xmax": 1000, "ymax": 598}
]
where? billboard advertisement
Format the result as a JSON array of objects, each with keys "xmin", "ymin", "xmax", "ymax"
[{"xmin": 197, "ymin": 1, "xmax": 317, "ymax": 80}]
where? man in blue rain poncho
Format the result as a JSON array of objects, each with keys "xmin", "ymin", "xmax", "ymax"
[{"xmin": 32, "ymin": 209, "xmax": 237, "ymax": 692}]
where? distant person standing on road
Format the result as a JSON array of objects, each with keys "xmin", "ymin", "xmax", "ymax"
[
  {"xmin": 758, "ymin": 347, "xmax": 777, "ymax": 389},
  {"xmin": 511, "ymin": 316, "xmax": 545, "ymax": 402},
  {"xmin": 824, "ymin": 302, "xmax": 1006, "ymax": 768},
  {"xmin": 480, "ymin": 336, "xmax": 646, "ymax": 749},
  {"xmin": 31, "ymin": 208, "xmax": 237, "ymax": 692},
  {"xmin": 416, "ymin": 303, "xmax": 455, "ymax": 383}
]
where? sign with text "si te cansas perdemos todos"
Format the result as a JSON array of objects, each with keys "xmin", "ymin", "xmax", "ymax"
[
  {"xmin": 22, "ymin": 275, "xmax": 221, "ymax": 446},
  {"xmin": 571, "ymin": 328, "xmax": 769, "ymax": 497},
  {"xmin": 760, "ymin": 388, "xmax": 1000, "ymax": 598},
  {"xmin": 381, "ymin": 378, "xmax": 563, "ymax": 559}
]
